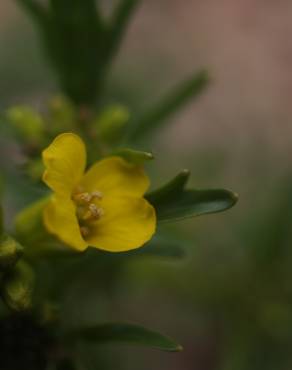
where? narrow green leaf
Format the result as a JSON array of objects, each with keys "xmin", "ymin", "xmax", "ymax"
[
  {"xmin": 146, "ymin": 171, "xmax": 238, "ymax": 222},
  {"xmin": 129, "ymin": 69, "xmax": 209, "ymax": 140},
  {"xmin": 68, "ymin": 323, "xmax": 182, "ymax": 352},
  {"xmin": 105, "ymin": 0, "xmax": 140, "ymax": 65},
  {"xmin": 113, "ymin": 148, "xmax": 154, "ymax": 165}
]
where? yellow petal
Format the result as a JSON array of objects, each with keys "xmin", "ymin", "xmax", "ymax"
[
  {"xmin": 85, "ymin": 197, "xmax": 156, "ymax": 252},
  {"xmin": 81, "ymin": 157, "xmax": 150, "ymax": 198},
  {"xmin": 43, "ymin": 195, "xmax": 87, "ymax": 251},
  {"xmin": 42, "ymin": 133, "xmax": 86, "ymax": 196}
]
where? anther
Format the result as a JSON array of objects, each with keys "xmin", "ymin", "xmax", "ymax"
[
  {"xmin": 73, "ymin": 192, "xmax": 92, "ymax": 204},
  {"xmin": 91, "ymin": 191, "xmax": 103, "ymax": 200},
  {"xmin": 82, "ymin": 204, "xmax": 104, "ymax": 221},
  {"xmin": 80, "ymin": 226, "xmax": 90, "ymax": 237}
]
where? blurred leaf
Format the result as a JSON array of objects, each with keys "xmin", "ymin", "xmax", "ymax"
[
  {"xmin": 104, "ymin": 0, "xmax": 140, "ymax": 66},
  {"xmin": 113, "ymin": 148, "xmax": 154, "ymax": 165},
  {"xmin": 128, "ymin": 69, "xmax": 209, "ymax": 140},
  {"xmin": 146, "ymin": 170, "xmax": 238, "ymax": 222},
  {"xmin": 15, "ymin": 0, "xmax": 48, "ymax": 26},
  {"xmin": 68, "ymin": 323, "xmax": 182, "ymax": 352}
]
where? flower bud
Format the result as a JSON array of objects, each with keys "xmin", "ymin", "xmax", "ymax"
[
  {"xmin": 2, "ymin": 260, "xmax": 34, "ymax": 312},
  {"xmin": 92, "ymin": 105, "xmax": 130, "ymax": 144},
  {"xmin": 0, "ymin": 234, "xmax": 23, "ymax": 270},
  {"xmin": 7, "ymin": 105, "xmax": 44, "ymax": 145},
  {"xmin": 48, "ymin": 96, "xmax": 77, "ymax": 134},
  {"xmin": 15, "ymin": 197, "xmax": 49, "ymax": 248}
]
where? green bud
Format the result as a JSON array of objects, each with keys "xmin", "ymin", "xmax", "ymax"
[
  {"xmin": 48, "ymin": 96, "xmax": 77, "ymax": 133},
  {"xmin": 7, "ymin": 105, "xmax": 44, "ymax": 144},
  {"xmin": 93, "ymin": 105, "xmax": 130, "ymax": 144},
  {"xmin": 15, "ymin": 197, "xmax": 49, "ymax": 247},
  {"xmin": 2, "ymin": 260, "xmax": 35, "ymax": 312},
  {"xmin": 14, "ymin": 197, "xmax": 72, "ymax": 258},
  {"xmin": 0, "ymin": 234, "xmax": 23, "ymax": 270}
]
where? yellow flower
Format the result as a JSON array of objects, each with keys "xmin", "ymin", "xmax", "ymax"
[{"xmin": 42, "ymin": 133, "xmax": 156, "ymax": 252}]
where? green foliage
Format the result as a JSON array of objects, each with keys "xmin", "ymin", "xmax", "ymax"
[
  {"xmin": 147, "ymin": 170, "xmax": 238, "ymax": 222},
  {"xmin": 16, "ymin": 0, "xmax": 140, "ymax": 105},
  {"xmin": 1, "ymin": 1, "xmax": 239, "ymax": 369},
  {"xmin": 67, "ymin": 322, "xmax": 182, "ymax": 352}
]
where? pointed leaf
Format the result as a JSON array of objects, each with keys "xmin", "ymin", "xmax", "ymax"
[
  {"xmin": 69, "ymin": 323, "xmax": 182, "ymax": 352},
  {"xmin": 146, "ymin": 171, "xmax": 238, "ymax": 222}
]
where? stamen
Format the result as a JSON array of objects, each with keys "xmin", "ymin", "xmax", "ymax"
[
  {"xmin": 82, "ymin": 203, "xmax": 104, "ymax": 221},
  {"xmin": 91, "ymin": 191, "xmax": 103, "ymax": 200},
  {"xmin": 73, "ymin": 192, "xmax": 92, "ymax": 204},
  {"xmin": 80, "ymin": 226, "xmax": 90, "ymax": 237}
]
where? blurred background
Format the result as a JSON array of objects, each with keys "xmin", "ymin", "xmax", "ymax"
[{"xmin": 1, "ymin": 1, "xmax": 292, "ymax": 369}]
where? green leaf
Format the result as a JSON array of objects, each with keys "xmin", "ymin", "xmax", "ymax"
[
  {"xmin": 104, "ymin": 0, "xmax": 140, "ymax": 66},
  {"xmin": 146, "ymin": 170, "xmax": 238, "ymax": 222},
  {"xmin": 68, "ymin": 323, "xmax": 182, "ymax": 352},
  {"xmin": 113, "ymin": 148, "xmax": 154, "ymax": 165},
  {"xmin": 128, "ymin": 69, "xmax": 209, "ymax": 140}
]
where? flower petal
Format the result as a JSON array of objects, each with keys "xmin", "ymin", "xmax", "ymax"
[
  {"xmin": 85, "ymin": 197, "xmax": 156, "ymax": 252},
  {"xmin": 43, "ymin": 196, "xmax": 87, "ymax": 251},
  {"xmin": 42, "ymin": 133, "xmax": 86, "ymax": 196},
  {"xmin": 81, "ymin": 157, "xmax": 150, "ymax": 198}
]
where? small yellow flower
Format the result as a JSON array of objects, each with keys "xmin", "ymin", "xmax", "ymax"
[{"xmin": 42, "ymin": 133, "xmax": 156, "ymax": 252}]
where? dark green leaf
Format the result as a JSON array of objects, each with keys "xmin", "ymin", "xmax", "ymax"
[
  {"xmin": 68, "ymin": 323, "xmax": 182, "ymax": 352},
  {"xmin": 128, "ymin": 69, "xmax": 209, "ymax": 140},
  {"xmin": 146, "ymin": 170, "xmax": 238, "ymax": 222}
]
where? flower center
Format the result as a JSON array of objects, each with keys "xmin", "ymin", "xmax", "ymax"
[{"xmin": 72, "ymin": 188, "xmax": 104, "ymax": 238}]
